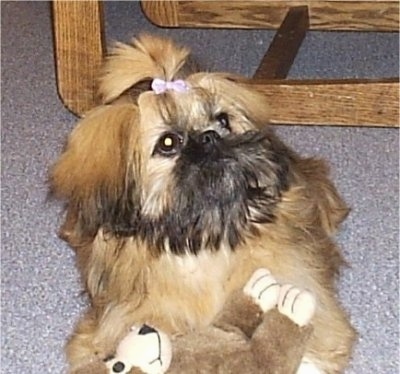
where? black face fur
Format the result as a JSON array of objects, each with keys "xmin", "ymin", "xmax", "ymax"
[{"xmin": 108, "ymin": 127, "xmax": 292, "ymax": 256}]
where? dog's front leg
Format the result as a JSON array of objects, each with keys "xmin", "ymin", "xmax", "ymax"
[
  {"xmin": 66, "ymin": 302, "xmax": 141, "ymax": 373},
  {"xmin": 66, "ymin": 309, "xmax": 110, "ymax": 373}
]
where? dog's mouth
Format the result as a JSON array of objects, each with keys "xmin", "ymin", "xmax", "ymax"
[
  {"xmin": 179, "ymin": 129, "xmax": 289, "ymax": 200},
  {"xmin": 139, "ymin": 129, "xmax": 291, "ymax": 255}
]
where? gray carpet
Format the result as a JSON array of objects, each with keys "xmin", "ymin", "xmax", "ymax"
[{"xmin": 1, "ymin": 1, "xmax": 399, "ymax": 373}]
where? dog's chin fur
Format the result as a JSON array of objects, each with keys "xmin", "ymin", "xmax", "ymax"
[{"xmin": 50, "ymin": 34, "xmax": 356, "ymax": 373}]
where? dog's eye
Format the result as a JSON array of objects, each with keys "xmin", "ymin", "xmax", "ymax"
[
  {"xmin": 154, "ymin": 132, "xmax": 184, "ymax": 157},
  {"xmin": 216, "ymin": 113, "xmax": 231, "ymax": 131}
]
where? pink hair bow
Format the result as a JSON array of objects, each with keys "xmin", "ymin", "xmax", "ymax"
[{"xmin": 151, "ymin": 78, "xmax": 189, "ymax": 94}]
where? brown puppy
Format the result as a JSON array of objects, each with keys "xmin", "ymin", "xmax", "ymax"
[{"xmin": 50, "ymin": 34, "xmax": 356, "ymax": 373}]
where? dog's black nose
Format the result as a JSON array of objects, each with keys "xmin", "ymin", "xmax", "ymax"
[
  {"xmin": 200, "ymin": 130, "xmax": 221, "ymax": 146},
  {"xmin": 138, "ymin": 324, "xmax": 157, "ymax": 335}
]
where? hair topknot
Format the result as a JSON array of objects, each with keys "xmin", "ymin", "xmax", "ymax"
[{"xmin": 98, "ymin": 34, "xmax": 191, "ymax": 103}]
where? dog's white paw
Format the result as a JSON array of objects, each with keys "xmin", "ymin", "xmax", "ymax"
[
  {"xmin": 278, "ymin": 285, "xmax": 316, "ymax": 327},
  {"xmin": 243, "ymin": 268, "xmax": 280, "ymax": 312},
  {"xmin": 105, "ymin": 324, "xmax": 172, "ymax": 374}
]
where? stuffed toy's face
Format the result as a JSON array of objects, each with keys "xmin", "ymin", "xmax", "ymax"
[{"xmin": 105, "ymin": 325, "xmax": 171, "ymax": 374}]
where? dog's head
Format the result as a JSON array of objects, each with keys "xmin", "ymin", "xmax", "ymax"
[{"xmin": 50, "ymin": 34, "xmax": 293, "ymax": 256}]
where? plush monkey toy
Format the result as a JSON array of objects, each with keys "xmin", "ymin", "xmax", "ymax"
[{"xmin": 72, "ymin": 268, "xmax": 317, "ymax": 374}]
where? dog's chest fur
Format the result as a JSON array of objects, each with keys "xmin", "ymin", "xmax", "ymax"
[{"xmin": 146, "ymin": 247, "xmax": 234, "ymax": 332}]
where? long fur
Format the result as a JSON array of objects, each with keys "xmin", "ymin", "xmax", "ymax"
[{"xmin": 50, "ymin": 34, "xmax": 356, "ymax": 373}]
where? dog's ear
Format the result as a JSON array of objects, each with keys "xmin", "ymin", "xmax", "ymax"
[
  {"xmin": 300, "ymin": 158, "xmax": 349, "ymax": 235},
  {"xmin": 50, "ymin": 103, "xmax": 140, "ymax": 240},
  {"xmin": 98, "ymin": 34, "xmax": 191, "ymax": 104}
]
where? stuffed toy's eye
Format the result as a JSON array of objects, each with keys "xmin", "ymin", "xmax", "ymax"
[
  {"xmin": 216, "ymin": 112, "xmax": 230, "ymax": 130},
  {"xmin": 154, "ymin": 132, "xmax": 184, "ymax": 157},
  {"xmin": 112, "ymin": 361, "xmax": 125, "ymax": 373}
]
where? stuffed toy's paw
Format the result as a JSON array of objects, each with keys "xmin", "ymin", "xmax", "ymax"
[
  {"xmin": 105, "ymin": 324, "xmax": 172, "ymax": 374},
  {"xmin": 278, "ymin": 285, "xmax": 316, "ymax": 327},
  {"xmin": 243, "ymin": 268, "xmax": 280, "ymax": 312}
]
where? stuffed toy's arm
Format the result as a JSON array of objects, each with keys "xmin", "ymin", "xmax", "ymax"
[
  {"xmin": 213, "ymin": 268, "xmax": 280, "ymax": 338},
  {"xmin": 251, "ymin": 281, "xmax": 317, "ymax": 374},
  {"xmin": 95, "ymin": 269, "xmax": 317, "ymax": 374}
]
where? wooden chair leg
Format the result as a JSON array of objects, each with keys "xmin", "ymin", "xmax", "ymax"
[
  {"xmin": 52, "ymin": 0, "xmax": 105, "ymax": 116},
  {"xmin": 254, "ymin": 6, "xmax": 309, "ymax": 80},
  {"xmin": 251, "ymin": 78, "xmax": 399, "ymax": 127}
]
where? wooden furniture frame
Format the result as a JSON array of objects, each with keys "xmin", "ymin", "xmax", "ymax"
[{"xmin": 52, "ymin": 0, "xmax": 399, "ymax": 127}]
